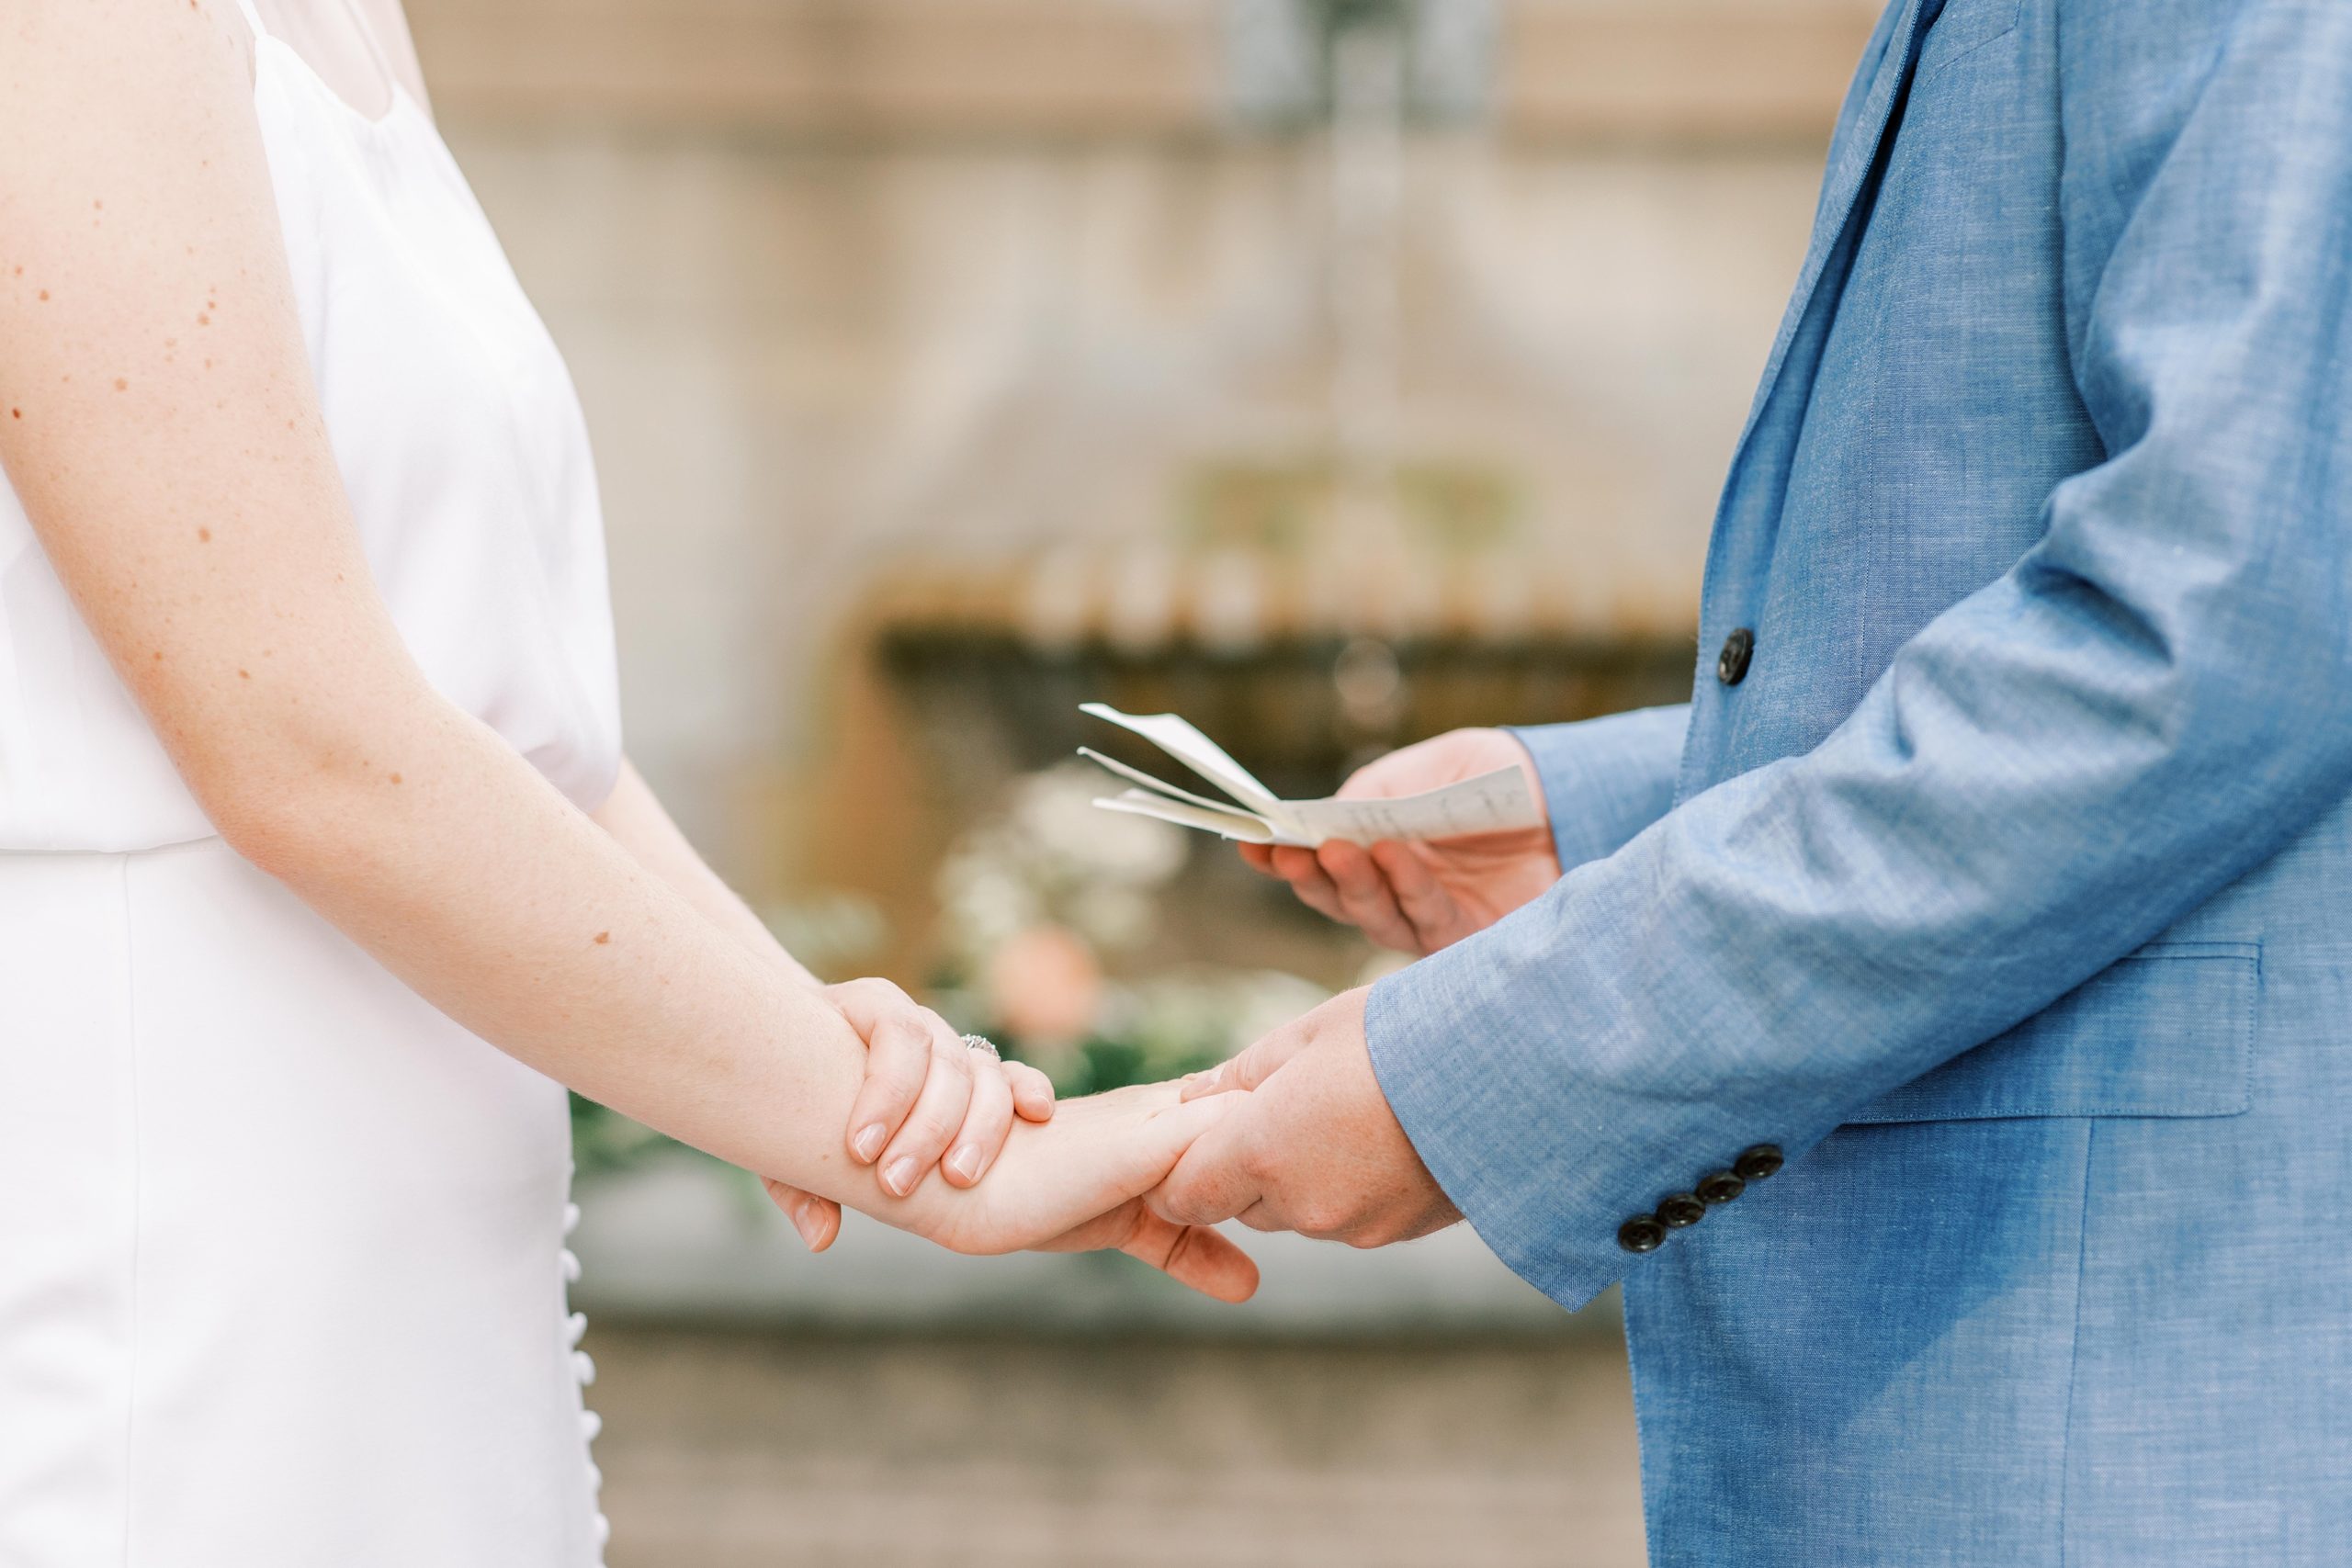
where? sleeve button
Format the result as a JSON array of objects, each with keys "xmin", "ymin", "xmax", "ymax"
[
  {"xmin": 1696, "ymin": 1170, "xmax": 1747, "ymax": 1204},
  {"xmin": 1618, "ymin": 1215, "xmax": 1668, "ymax": 1254},
  {"xmin": 1656, "ymin": 1192, "xmax": 1707, "ymax": 1228},
  {"xmin": 1733, "ymin": 1144, "xmax": 1784, "ymax": 1182}
]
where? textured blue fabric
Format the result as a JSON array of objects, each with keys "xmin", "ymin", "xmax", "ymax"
[
  {"xmin": 1507, "ymin": 706, "xmax": 1689, "ymax": 873},
  {"xmin": 1367, "ymin": 1, "xmax": 2352, "ymax": 1562}
]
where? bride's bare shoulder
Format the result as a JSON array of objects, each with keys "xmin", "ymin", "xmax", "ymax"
[{"xmin": 0, "ymin": 0, "xmax": 251, "ymax": 124}]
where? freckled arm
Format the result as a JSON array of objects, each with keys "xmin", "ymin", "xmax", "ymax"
[
  {"xmin": 0, "ymin": 0, "xmax": 955, "ymax": 1232},
  {"xmin": 589, "ymin": 758, "xmax": 820, "ymax": 987}
]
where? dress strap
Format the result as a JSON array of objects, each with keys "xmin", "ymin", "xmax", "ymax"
[{"xmin": 231, "ymin": 0, "xmax": 269, "ymax": 41}]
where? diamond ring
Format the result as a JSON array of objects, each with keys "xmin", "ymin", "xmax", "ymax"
[{"xmin": 961, "ymin": 1033, "xmax": 1001, "ymax": 1061}]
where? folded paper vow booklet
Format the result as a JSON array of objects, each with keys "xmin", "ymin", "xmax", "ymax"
[{"xmin": 1079, "ymin": 704, "xmax": 1544, "ymax": 847}]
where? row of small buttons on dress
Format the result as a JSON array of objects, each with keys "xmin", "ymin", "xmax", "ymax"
[
  {"xmin": 1617, "ymin": 1144, "xmax": 1782, "ymax": 1254},
  {"xmin": 563, "ymin": 1199, "xmax": 613, "ymax": 1562}
]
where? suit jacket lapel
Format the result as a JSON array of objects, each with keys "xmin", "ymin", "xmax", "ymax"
[
  {"xmin": 1670, "ymin": 0, "xmax": 1944, "ymax": 810},
  {"xmin": 1726, "ymin": 0, "xmax": 1942, "ymax": 465}
]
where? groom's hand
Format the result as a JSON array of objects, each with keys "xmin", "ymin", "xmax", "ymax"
[
  {"xmin": 1152, "ymin": 988, "xmax": 1460, "ymax": 1247},
  {"xmin": 793, "ymin": 1082, "xmax": 1262, "ymax": 1303},
  {"xmin": 1240, "ymin": 728, "xmax": 1557, "ymax": 955}
]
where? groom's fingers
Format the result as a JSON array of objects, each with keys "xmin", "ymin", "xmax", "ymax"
[
  {"xmin": 1181, "ymin": 1017, "xmax": 1311, "ymax": 1101},
  {"xmin": 1317, "ymin": 840, "xmax": 1421, "ymax": 952},
  {"xmin": 1370, "ymin": 842, "xmax": 1454, "ymax": 954},
  {"xmin": 1149, "ymin": 1099, "xmax": 1265, "ymax": 1225},
  {"xmin": 1031, "ymin": 1199, "xmax": 1260, "ymax": 1303},
  {"xmin": 1118, "ymin": 1212, "xmax": 1259, "ymax": 1303},
  {"xmin": 761, "ymin": 1179, "xmax": 843, "ymax": 1253},
  {"xmin": 1269, "ymin": 845, "xmax": 1346, "ymax": 922}
]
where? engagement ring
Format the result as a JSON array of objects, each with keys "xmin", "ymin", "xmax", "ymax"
[{"xmin": 961, "ymin": 1033, "xmax": 1001, "ymax": 1061}]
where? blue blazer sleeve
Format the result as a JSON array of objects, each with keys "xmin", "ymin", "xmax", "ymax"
[
  {"xmin": 1507, "ymin": 705, "xmax": 1689, "ymax": 874},
  {"xmin": 1370, "ymin": 0, "xmax": 2352, "ymax": 1310}
]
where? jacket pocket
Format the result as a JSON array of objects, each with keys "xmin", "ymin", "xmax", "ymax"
[{"xmin": 1843, "ymin": 942, "xmax": 2259, "ymax": 1124}]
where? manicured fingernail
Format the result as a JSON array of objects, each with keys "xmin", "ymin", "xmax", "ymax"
[
  {"xmin": 852, "ymin": 1123, "xmax": 887, "ymax": 1162},
  {"xmin": 883, "ymin": 1156, "xmax": 919, "ymax": 1196},
  {"xmin": 947, "ymin": 1145, "xmax": 983, "ymax": 1183},
  {"xmin": 788, "ymin": 1199, "xmax": 821, "ymax": 1249}
]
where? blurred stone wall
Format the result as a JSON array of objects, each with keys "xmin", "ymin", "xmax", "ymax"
[{"xmin": 403, "ymin": 0, "xmax": 1873, "ymax": 915}]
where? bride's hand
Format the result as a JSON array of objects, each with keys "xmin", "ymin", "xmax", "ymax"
[
  {"xmin": 764, "ymin": 1080, "xmax": 1260, "ymax": 1303},
  {"xmin": 763, "ymin": 978, "xmax": 1055, "ymax": 1252}
]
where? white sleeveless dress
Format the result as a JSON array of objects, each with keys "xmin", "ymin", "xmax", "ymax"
[{"xmin": 0, "ymin": 5, "xmax": 619, "ymax": 1563}]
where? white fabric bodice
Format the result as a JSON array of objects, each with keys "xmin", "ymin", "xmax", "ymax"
[{"xmin": 0, "ymin": 6, "xmax": 621, "ymax": 852}]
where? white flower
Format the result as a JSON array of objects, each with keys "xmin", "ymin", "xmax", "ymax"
[
  {"xmin": 1102, "ymin": 967, "xmax": 1334, "ymax": 1061},
  {"xmin": 1068, "ymin": 884, "xmax": 1156, "ymax": 952},
  {"xmin": 937, "ymin": 850, "xmax": 1039, "ymax": 957},
  {"xmin": 1012, "ymin": 763, "xmax": 1190, "ymax": 886}
]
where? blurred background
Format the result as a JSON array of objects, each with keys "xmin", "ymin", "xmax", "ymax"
[{"xmin": 399, "ymin": 0, "xmax": 1876, "ymax": 1561}]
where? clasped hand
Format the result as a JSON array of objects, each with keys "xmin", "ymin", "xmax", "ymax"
[
  {"xmin": 787, "ymin": 986, "xmax": 1453, "ymax": 1302},
  {"xmin": 1150, "ymin": 727, "xmax": 1556, "ymax": 1244},
  {"xmin": 1151, "ymin": 726, "xmax": 1564, "ymax": 1243},
  {"xmin": 785, "ymin": 727, "xmax": 1551, "ymax": 1292},
  {"xmin": 782, "ymin": 1075, "xmax": 1265, "ymax": 1303},
  {"xmin": 755, "ymin": 973, "xmax": 1257, "ymax": 1301}
]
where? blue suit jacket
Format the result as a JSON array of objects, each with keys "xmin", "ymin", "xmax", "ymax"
[{"xmin": 1367, "ymin": 1, "xmax": 2352, "ymax": 1562}]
